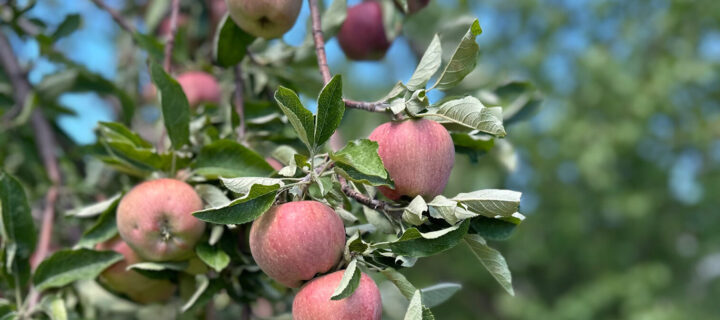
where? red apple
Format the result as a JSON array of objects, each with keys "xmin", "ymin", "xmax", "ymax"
[
  {"xmin": 143, "ymin": 71, "xmax": 221, "ymax": 108},
  {"xmin": 226, "ymin": 0, "xmax": 303, "ymax": 39},
  {"xmin": 249, "ymin": 201, "xmax": 345, "ymax": 288},
  {"xmin": 117, "ymin": 178, "xmax": 206, "ymax": 261},
  {"xmin": 96, "ymin": 237, "xmax": 176, "ymax": 304},
  {"xmin": 338, "ymin": 1, "xmax": 392, "ymax": 61},
  {"xmin": 292, "ymin": 270, "xmax": 382, "ymax": 320},
  {"xmin": 368, "ymin": 119, "xmax": 455, "ymax": 200}
]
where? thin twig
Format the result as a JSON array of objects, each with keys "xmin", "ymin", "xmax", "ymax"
[
  {"xmin": 344, "ymin": 99, "xmax": 389, "ymax": 113},
  {"xmin": 163, "ymin": 0, "xmax": 180, "ymax": 72},
  {"xmin": 0, "ymin": 32, "xmax": 61, "ymax": 313},
  {"xmin": 306, "ymin": 0, "xmax": 393, "ymax": 211},
  {"xmin": 233, "ymin": 64, "xmax": 246, "ymax": 142},
  {"xmin": 89, "ymin": 0, "xmax": 135, "ymax": 33}
]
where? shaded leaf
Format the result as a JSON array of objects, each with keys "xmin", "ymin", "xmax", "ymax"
[
  {"xmin": 193, "ymin": 140, "xmax": 274, "ymax": 179},
  {"xmin": 386, "ymin": 220, "xmax": 470, "ymax": 257},
  {"xmin": 432, "ymin": 20, "xmax": 482, "ymax": 90},
  {"xmin": 195, "ymin": 243, "xmax": 230, "ymax": 272},
  {"xmin": 149, "ymin": 61, "xmax": 190, "ymax": 149},
  {"xmin": 463, "ymin": 234, "xmax": 514, "ymax": 295},
  {"xmin": 33, "ymin": 249, "xmax": 122, "ymax": 292},
  {"xmin": 452, "ymin": 189, "xmax": 521, "ymax": 218},
  {"xmin": 315, "ymin": 75, "xmax": 345, "ymax": 148},
  {"xmin": 213, "ymin": 14, "xmax": 255, "ymax": 67},
  {"xmin": 274, "ymin": 87, "xmax": 315, "ymax": 150},
  {"xmin": 420, "ymin": 283, "xmax": 462, "ymax": 308},
  {"xmin": 407, "ymin": 35, "xmax": 442, "ymax": 91},
  {"xmin": 331, "ymin": 259, "xmax": 361, "ymax": 300}
]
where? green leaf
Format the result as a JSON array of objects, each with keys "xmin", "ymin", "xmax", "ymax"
[
  {"xmin": 470, "ymin": 216, "xmax": 518, "ymax": 241},
  {"xmin": 66, "ymin": 193, "xmax": 121, "ymax": 218},
  {"xmin": 0, "ymin": 171, "xmax": 37, "ymax": 286},
  {"xmin": 193, "ymin": 140, "xmax": 274, "ymax": 179},
  {"xmin": 451, "ymin": 132, "xmax": 495, "ymax": 152},
  {"xmin": 194, "ymin": 184, "xmax": 231, "ymax": 208},
  {"xmin": 97, "ymin": 122, "xmax": 152, "ymax": 148},
  {"xmin": 363, "ymin": 207, "xmax": 395, "ymax": 234},
  {"xmin": 195, "ymin": 243, "xmax": 230, "ymax": 272},
  {"xmin": 133, "ymin": 32, "xmax": 164, "ymax": 64},
  {"xmin": 425, "ymin": 96, "xmax": 506, "ymax": 137},
  {"xmin": 213, "ymin": 14, "xmax": 255, "ymax": 67},
  {"xmin": 52, "ymin": 14, "xmax": 81, "ymax": 41},
  {"xmin": 193, "ymin": 184, "xmax": 280, "ymax": 224},
  {"xmin": 41, "ymin": 294, "xmax": 68, "ymax": 320},
  {"xmin": 221, "ymin": 177, "xmax": 285, "ymax": 195},
  {"xmin": 181, "ymin": 277, "xmax": 224, "ymax": 314},
  {"xmin": 149, "ymin": 61, "xmax": 190, "ymax": 149},
  {"xmin": 126, "ymin": 261, "xmax": 187, "ymax": 272},
  {"xmin": 321, "ymin": 0, "xmax": 348, "ymax": 34},
  {"xmin": 452, "ymin": 189, "xmax": 521, "ymax": 218},
  {"xmin": 404, "ymin": 290, "xmax": 423, "ymax": 320},
  {"xmin": 331, "ymin": 139, "xmax": 388, "ymax": 179},
  {"xmin": 334, "ymin": 164, "xmax": 394, "ymax": 187},
  {"xmin": 274, "ymin": 87, "xmax": 315, "ymax": 150},
  {"xmin": 432, "ymin": 19, "xmax": 482, "ymax": 90},
  {"xmin": 420, "ymin": 283, "xmax": 462, "ymax": 308},
  {"xmin": 405, "ymin": 90, "xmax": 429, "ymax": 116},
  {"xmin": 427, "ymin": 196, "xmax": 476, "ymax": 225},
  {"xmin": 407, "ymin": 35, "xmax": 442, "ymax": 91},
  {"xmin": 76, "ymin": 197, "xmax": 120, "ymax": 248},
  {"xmin": 386, "ymin": 220, "xmax": 470, "ymax": 257},
  {"xmin": 330, "ymin": 259, "xmax": 361, "ymax": 300},
  {"xmin": 463, "ymin": 234, "xmax": 514, "ymax": 296},
  {"xmin": 380, "ymin": 268, "xmax": 417, "ymax": 300},
  {"xmin": 315, "ymin": 75, "xmax": 345, "ymax": 148},
  {"xmin": 32, "ymin": 249, "xmax": 123, "ymax": 292},
  {"xmin": 402, "ymin": 196, "xmax": 428, "ymax": 226}
]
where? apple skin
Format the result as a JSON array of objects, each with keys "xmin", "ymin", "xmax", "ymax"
[
  {"xmin": 96, "ymin": 237, "xmax": 176, "ymax": 304},
  {"xmin": 249, "ymin": 201, "xmax": 345, "ymax": 288},
  {"xmin": 264, "ymin": 157, "xmax": 284, "ymax": 171},
  {"xmin": 292, "ymin": 270, "xmax": 382, "ymax": 320},
  {"xmin": 117, "ymin": 178, "xmax": 206, "ymax": 261},
  {"xmin": 143, "ymin": 71, "xmax": 221, "ymax": 108},
  {"xmin": 225, "ymin": 0, "xmax": 303, "ymax": 39},
  {"xmin": 368, "ymin": 119, "xmax": 455, "ymax": 200},
  {"xmin": 338, "ymin": 1, "xmax": 392, "ymax": 61}
]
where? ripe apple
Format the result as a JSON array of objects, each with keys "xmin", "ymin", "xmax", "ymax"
[
  {"xmin": 117, "ymin": 178, "xmax": 206, "ymax": 261},
  {"xmin": 292, "ymin": 270, "xmax": 382, "ymax": 320},
  {"xmin": 338, "ymin": 1, "xmax": 392, "ymax": 61},
  {"xmin": 368, "ymin": 119, "xmax": 455, "ymax": 200},
  {"xmin": 249, "ymin": 201, "xmax": 345, "ymax": 288},
  {"xmin": 143, "ymin": 71, "xmax": 221, "ymax": 108},
  {"xmin": 225, "ymin": 0, "xmax": 303, "ymax": 39},
  {"xmin": 96, "ymin": 237, "xmax": 176, "ymax": 304}
]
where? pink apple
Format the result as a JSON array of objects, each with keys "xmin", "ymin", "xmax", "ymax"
[{"xmin": 292, "ymin": 270, "xmax": 382, "ymax": 320}]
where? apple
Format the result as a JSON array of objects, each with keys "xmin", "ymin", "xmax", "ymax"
[
  {"xmin": 116, "ymin": 178, "xmax": 206, "ymax": 261},
  {"xmin": 96, "ymin": 237, "xmax": 176, "ymax": 304},
  {"xmin": 249, "ymin": 201, "xmax": 345, "ymax": 288},
  {"xmin": 368, "ymin": 119, "xmax": 455, "ymax": 200},
  {"xmin": 292, "ymin": 270, "xmax": 382, "ymax": 320},
  {"xmin": 143, "ymin": 71, "xmax": 221, "ymax": 108},
  {"xmin": 338, "ymin": 1, "xmax": 392, "ymax": 61},
  {"xmin": 225, "ymin": 0, "xmax": 303, "ymax": 39}
]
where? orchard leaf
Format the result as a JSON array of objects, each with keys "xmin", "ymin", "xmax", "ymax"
[
  {"xmin": 133, "ymin": 33, "xmax": 164, "ymax": 64},
  {"xmin": 380, "ymin": 268, "xmax": 417, "ymax": 300},
  {"xmin": 181, "ymin": 277, "xmax": 223, "ymax": 314},
  {"xmin": 213, "ymin": 14, "xmax": 255, "ymax": 67},
  {"xmin": 463, "ymin": 234, "xmax": 514, "ymax": 296},
  {"xmin": 193, "ymin": 140, "xmax": 274, "ymax": 179},
  {"xmin": 431, "ymin": 19, "xmax": 482, "ymax": 90},
  {"xmin": 181, "ymin": 274, "xmax": 209, "ymax": 312},
  {"xmin": 274, "ymin": 86, "xmax": 315, "ymax": 150},
  {"xmin": 364, "ymin": 207, "xmax": 395, "ymax": 234},
  {"xmin": 402, "ymin": 196, "xmax": 428, "ymax": 226},
  {"xmin": 315, "ymin": 75, "xmax": 345, "ymax": 148},
  {"xmin": 427, "ymin": 196, "xmax": 477, "ymax": 225},
  {"xmin": 193, "ymin": 184, "xmax": 280, "ymax": 224},
  {"xmin": 335, "ymin": 164, "xmax": 394, "ymax": 187},
  {"xmin": 331, "ymin": 259, "xmax": 361, "ymax": 300},
  {"xmin": 51, "ymin": 14, "xmax": 81, "ymax": 41},
  {"xmin": 425, "ymin": 96, "xmax": 506, "ymax": 137},
  {"xmin": 450, "ymin": 132, "xmax": 495, "ymax": 153},
  {"xmin": 76, "ymin": 197, "xmax": 120, "ymax": 248},
  {"xmin": 221, "ymin": 177, "xmax": 285, "ymax": 195},
  {"xmin": 194, "ymin": 184, "xmax": 231, "ymax": 209},
  {"xmin": 405, "ymin": 90, "xmax": 429, "ymax": 116},
  {"xmin": 396, "ymin": 0, "xmax": 408, "ymax": 12},
  {"xmin": 32, "ymin": 249, "xmax": 122, "ymax": 292},
  {"xmin": 149, "ymin": 61, "xmax": 190, "ymax": 149},
  {"xmin": 386, "ymin": 220, "xmax": 470, "ymax": 257},
  {"xmin": 126, "ymin": 261, "xmax": 188, "ymax": 272},
  {"xmin": 0, "ymin": 171, "xmax": 36, "ymax": 287},
  {"xmin": 470, "ymin": 216, "xmax": 519, "ymax": 241},
  {"xmin": 66, "ymin": 193, "xmax": 121, "ymax": 218},
  {"xmin": 404, "ymin": 290, "xmax": 423, "ymax": 320},
  {"xmin": 41, "ymin": 294, "xmax": 68, "ymax": 320},
  {"xmin": 321, "ymin": 0, "xmax": 348, "ymax": 35},
  {"xmin": 379, "ymin": 81, "xmax": 408, "ymax": 102},
  {"xmin": 195, "ymin": 243, "xmax": 230, "ymax": 272},
  {"xmin": 420, "ymin": 283, "xmax": 462, "ymax": 308},
  {"xmin": 97, "ymin": 122, "xmax": 152, "ymax": 148},
  {"xmin": 407, "ymin": 35, "xmax": 442, "ymax": 91},
  {"xmin": 452, "ymin": 189, "xmax": 521, "ymax": 218},
  {"xmin": 331, "ymin": 139, "xmax": 388, "ymax": 179}
]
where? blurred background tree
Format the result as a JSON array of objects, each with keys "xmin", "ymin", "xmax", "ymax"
[{"xmin": 2, "ymin": 0, "xmax": 719, "ymax": 319}]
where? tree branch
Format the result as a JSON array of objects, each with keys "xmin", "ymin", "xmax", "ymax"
[
  {"xmin": 306, "ymin": 0, "xmax": 393, "ymax": 211},
  {"xmin": 0, "ymin": 31, "xmax": 61, "ymax": 312},
  {"xmin": 163, "ymin": 0, "xmax": 180, "ymax": 72},
  {"xmin": 233, "ymin": 64, "xmax": 246, "ymax": 142},
  {"xmin": 89, "ymin": 0, "xmax": 135, "ymax": 33}
]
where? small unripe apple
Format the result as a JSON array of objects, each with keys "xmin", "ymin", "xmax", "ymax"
[
  {"xmin": 117, "ymin": 178, "xmax": 206, "ymax": 261},
  {"xmin": 225, "ymin": 0, "xmax": 303, "ymax": 39},
  {"xmin": 249, "ymin": 201, "xmax": 345, "ymax": 288},
  {"xmin": 292, "ymin": 270, "xmax": 382, "ymax": 320},
  {"xmin": 142, "ymin": 71, "xmax": 221, "ymax": 108},
  {"xmin": 96, "ymin": 237, "xmax": 176, "ymax": 304},
  {"xmin": 369, "ymin": 119, "xmax": 455, "ymax": 200},
  {"xmin": 338, "ymin": 1, "xmax": 392, "ymax": 61}
]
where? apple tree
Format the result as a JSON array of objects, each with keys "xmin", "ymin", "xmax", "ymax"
[{"xmin": 0, "ymin": 0, "xmax": 540, "ymax": 319}]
